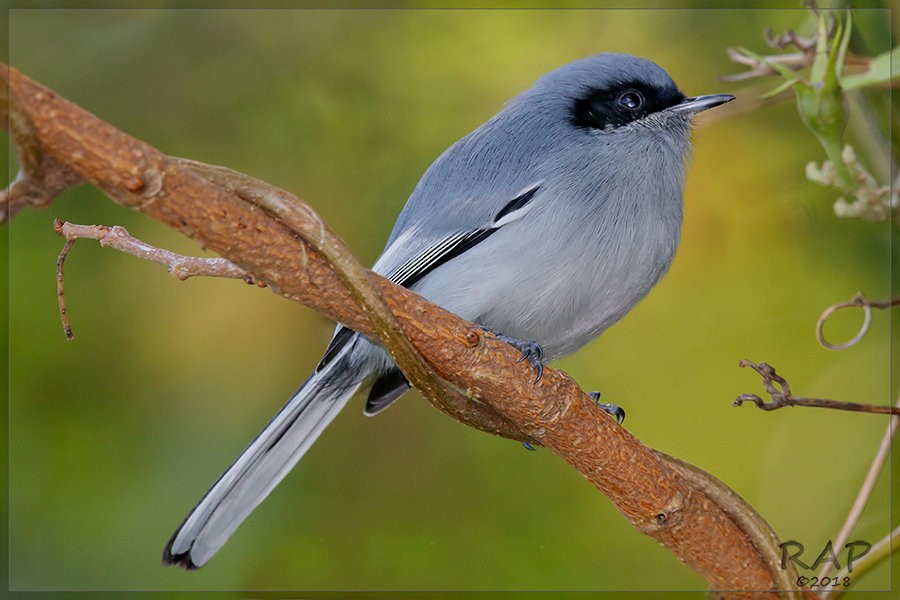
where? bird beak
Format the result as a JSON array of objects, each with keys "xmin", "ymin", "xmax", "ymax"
[{"xmin": 667, "ymin": 93, "xmax": 735, "ymax": 114}]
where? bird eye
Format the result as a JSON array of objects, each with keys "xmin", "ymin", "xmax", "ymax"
[{"xmin": 616, "ymin": 90, "xmax": 643, "ymax": 111}]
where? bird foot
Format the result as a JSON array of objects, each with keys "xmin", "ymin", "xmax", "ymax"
[
  {"xmin": 589, "ymin": 391, "xmax": 625, "ymax": 424},
  {"xmin": 488, "ymin": 331, "xmax": 544, "ymax": 383}
]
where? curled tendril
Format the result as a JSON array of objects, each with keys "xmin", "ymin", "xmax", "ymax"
[{"xmin": 816, "ymin": 292, "xmax": 898, "ymax": 351}]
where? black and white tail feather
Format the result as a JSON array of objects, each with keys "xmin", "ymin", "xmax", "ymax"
[{"xmin": 162, "ymin": 347, "xmax": 366, "ymax": 569}]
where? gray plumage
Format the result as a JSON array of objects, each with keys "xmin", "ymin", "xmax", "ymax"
[{"xmin": 163, "ymin": 52, "xmax": 733, "ymax": 568}]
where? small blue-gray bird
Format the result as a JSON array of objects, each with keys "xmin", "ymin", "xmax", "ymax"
[{"xmin": 163, "ymin": 52, "xmax": 733, "ymax": 568}]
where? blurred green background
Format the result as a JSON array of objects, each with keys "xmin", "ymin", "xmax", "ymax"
[{"xmin": 5, "ymin": 5, "xmax": 895, "ymax": 595}]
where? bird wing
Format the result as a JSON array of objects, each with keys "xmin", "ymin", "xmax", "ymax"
[{"xmin": 316, "ymin": 182, "xmax": 542, "ymax": 372}]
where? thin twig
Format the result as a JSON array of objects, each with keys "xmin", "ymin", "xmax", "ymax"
[
  {"xmin": 818, "ymin": 395, "xmax": 899, "ymax": 583},
  {"xmin": 822, "ymin": 525, "xmax": 900, "ymax": 599},
  {"xmin": 764, "ymin": 26, "xmax": 818, "ymax": 52},
  {"xmin": 734, "ymin": 360, "xmax": 900, "ymax": 416},
  {"xmin": 56, "ymin": 238, "xmax": 76, "ymax": 340},
  {"xmin": 722, "ymin": 10, "xmax": 868, "ymax": 85},
  {"xmin": 52, "ymin": 219, "xmax": 263, "ymax": 339},
  {"xmin": 722, "ymin": 47, "xmax": 814, "ymax": 82},
  {"xmin": 53, "ymin": 219, "xmax": 259, "ymax": 282},
  {"xmin": 816, "ymin": 293, "xmax": 899, "ymax": 350}
]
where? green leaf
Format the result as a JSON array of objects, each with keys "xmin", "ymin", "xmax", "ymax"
[
  {"xmin": 834, "ymin": 11, "xmax": 851, "ymax": 79},
  {"xmin": 841, "ymin": 46, "xmax": 899, "ymax": 90},
  {"xmin": 761, "ymin": 76, "xmax": 802, "ymax": 99}
]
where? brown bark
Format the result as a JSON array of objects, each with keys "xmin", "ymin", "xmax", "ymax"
[{"xmin": 2, "ymin": 63, "xmax": 810, "ymax": 597}]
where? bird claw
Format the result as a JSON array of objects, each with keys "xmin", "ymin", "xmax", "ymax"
[
  {"xmin": 489, "ymin": 331, "xmax": 544, "ymax": 382},
  {"xmin": 515, "ymin": 343, "xmax": 544, "ymax": 383},
  {"xmin": 589, "ymin": 391, "xmax": 625, "ymax": 424}
]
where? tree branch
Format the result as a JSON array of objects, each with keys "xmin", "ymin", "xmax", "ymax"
[
  {"xmin": 0, "ymin": 68, "xmax": 82, "ymax": 221},
  {"xmin": 2, "ymin": 62, "xmax": 807, "ymax": 597}
]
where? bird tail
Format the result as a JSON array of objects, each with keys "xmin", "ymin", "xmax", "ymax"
[{"xmin": 162, "ymin": 354, "xmax": 365, "ymax": 569}]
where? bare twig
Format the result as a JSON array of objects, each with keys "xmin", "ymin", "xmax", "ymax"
[
  {"xmin": 56, "ymin": 238, "xmax": 76, "ymax": 340},
  {"xmin": 764, "ymin": 26, "xmax": 818, "ymax": 52},
  {"xmin": 822, "ymin": 525, "xmax": 900, "ymax": 599},
  {"xmin": 818, "ymin": 395, "xmax": 899, "ymax": 583},
  {"xmin": 722, "ymin": 21, "xmax": 819, "ymax": 83},
  {"xmin": 52, "ymin": 219, "xmax": 262, "ymax": 339},
  {"xmin": 735, "ymin": 360, "xmax": 900, "ymax": 416},
  {"xmin": 722, "ymin": 47, "xmax": 815, "ymax": 82},
  {"xmin": 53, "ymin": 219, "xmax": 259, "ymax": 282},
  {"xmin": 816, "ymin": 292, "xmax": 899, "ymax": 351},
  {"xmin": 722, "ymin": 11, "xmax": 868, "ymax": 85}
]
